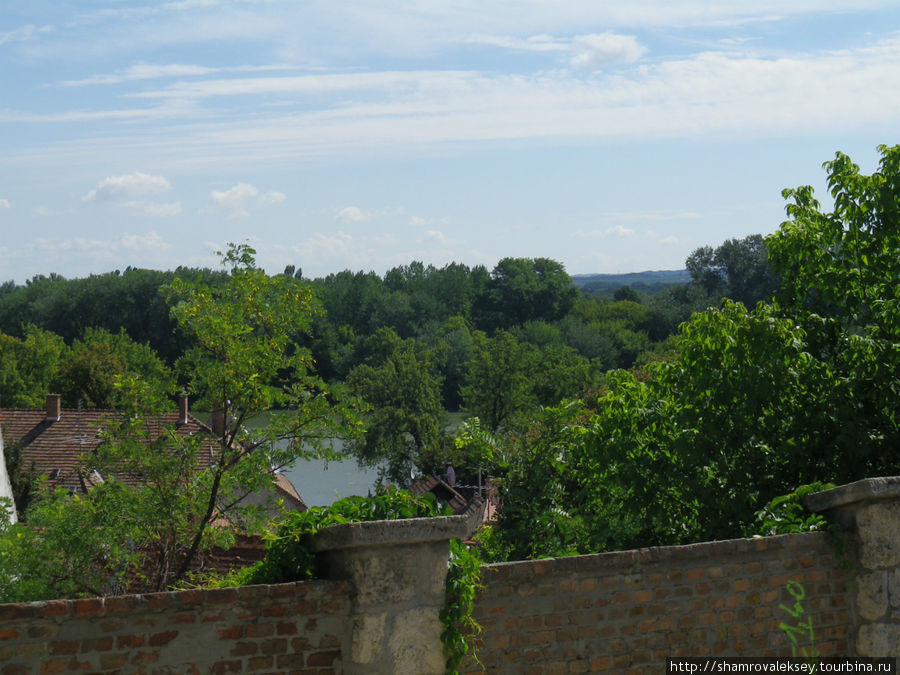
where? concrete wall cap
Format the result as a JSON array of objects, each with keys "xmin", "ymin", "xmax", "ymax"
[
  {"xmin": 803, "ymin": 476, "xmax": 900, "ymax": 513},
  {"xmin": 309, "ymin": 515, "xmax": 471, "ymax": 552}
]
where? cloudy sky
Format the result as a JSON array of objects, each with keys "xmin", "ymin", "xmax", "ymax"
[{"xmin": 1, "ymin": 1, "xmax": 898, "ymax": 282}]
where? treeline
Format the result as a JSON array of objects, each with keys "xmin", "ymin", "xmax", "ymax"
[{"xmin": 0, "ymin": 234, "xmax": 775, "ymax": 412}]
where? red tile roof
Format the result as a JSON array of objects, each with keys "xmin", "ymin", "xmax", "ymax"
[{"xmin": 0, "ymin": 401, "xmax": 305, "ymax": 512}]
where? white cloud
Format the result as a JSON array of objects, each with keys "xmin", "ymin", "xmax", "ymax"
[
  {"xmin": 205, "ymin": 183, "xmax": 284, "ymax": 218},
  {"xmin": 123, "ymin": 200, "xmax": 183, "ymax": 217},
  {"xmin": 258, "ymin": 191, "xmax": 286, "ymax": 207},
  {"xmin": 605, "ymin": 225, "xmax": 636, "ymax": 238},
  {"xmin": 467, "ymin": 31, "xmax": 646, "ymax": 69},
  {"xmin": 409, "ymin": 216, "xmax": 426, "ymax": 226},
  {"xmin": 30, "ymin": 231, "xmax": 172, "ymax": 262},
  {"xmin": 0, "ymin": 199, "xmax": 9, "ymax": 210},
  {"xmin": 83, "ymin": 171, "xmax": 172, "ymax": 202},
  {"xmin": 424, "ymin": 230, "xmax": 446, "ymax": 244},
  {"xmin": 463, "ymin": 34, "xmax": 568, "ymax": 53},
  {"xmin": 570, "ymin": 32, "xmax": 647, "ymax": 70},
  {"xmin": 208, "ymin": 183, "xmax": 258, "ymax": 218},
  {"xmin": 0, "ymin": 24, "xmax": 52, "ymax": 47},
  {"xmin": 658, "ymin": 235, "xmax": 679, "ymax": 245},
  {"xmin": 120, "ymin": 231, "xmax": 172, "ymax": 251},
  {"xmin": 292, "ymin": 231, "xmax": 356, "ymax": 261},
  {"xmin": 334, "ymin": 205, "xmax": 400, "ymax": 224},
  {"xmin": 80, "ymin": 172, "xmax": 180, "ymax": 217},
  {"xmin": 335, "ymin": 206, "xmax": 368, "ymax": 224},
  {"xmin": 59, "ymin": 63, "xmax": 297, "ymax": 87}
]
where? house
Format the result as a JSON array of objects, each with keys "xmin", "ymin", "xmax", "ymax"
[
  {"xmin": 0, "ymin": 426, "xmax": 16, "ymax": 524},
  {"xmin": 0, "ymin": 394, "xmax": 306, "ymax": 515}
]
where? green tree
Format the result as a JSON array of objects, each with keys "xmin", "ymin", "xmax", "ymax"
[
  {"xmin": 53, "ymin": 328, "xmax": 175, "ymax": 408},
  {"xmin": 485, "ymin": 146, "xmax": 900, "ymax": 559},
  {"xmin": 0, "ymin": 481, "xmax": 142, "ymax": 602},
  {"xmin": 0, "ymin": 244, "xmax": 360, "ymax": 599},
  {"xmin": 346, "ymin": 328, "xmax": 446, "ymax": 483},
  {"xmin": 474, "ymin": 257, "xmax": 578, "ymax": 330},
  {"xmin": 461, "ymin": 330, "xmax": 540, "ymax": 432},
  {"xmin": 685, "ymin": 234, "xmax": 777, "ymax": 307},
  {"xmin": 0, "ymin": 325, "xmax": 65, "ymax": 407},
  {"xmin": 165, "ymin": 243, "xmax": 360, "ymax": 580}
]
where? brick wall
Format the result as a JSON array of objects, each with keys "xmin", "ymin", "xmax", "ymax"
[
  {"xmin": 0, "ymin": 579, "xmax": 350, "ymax": 674},
  {"xmin": 465, "ymin": 532, "xmax": 850, "ymax": 674}
]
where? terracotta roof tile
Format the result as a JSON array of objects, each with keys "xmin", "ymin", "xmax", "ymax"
[{"xmin": 0, "ymin": 406, "xmax": 305, "ymax": 511}]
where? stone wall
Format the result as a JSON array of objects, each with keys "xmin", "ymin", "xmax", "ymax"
[
  {"xmin": 804, "ymin": 476, "xmax": 900, "ymax": 657},
  {"xmin": 464, "ymin": 532, "xmax": 850, "ymax": 674}
]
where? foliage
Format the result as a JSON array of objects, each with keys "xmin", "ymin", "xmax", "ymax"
[
  {"xmin": 686, "ymin": 234, "xmax": 778, "ymax": 307},
  {"xmin": 477, "ymin": 402, "xmax": 596, "ymax": 562},
  {"xmin": 0, "ymin": 244, "xmax": 361, "ymax": 598},
  {"xmin": 233, "ymin": 487, "xmax": 481, "ymax": 675},
  {"xmin": 748, "ymin": 483, "xmax": 836, "ymax": 537},
  {"xmin": 163, "ymin": 242, "xmax": 361, "ymax": 582},
  {"xmin": 238, "ymin": 487, "xmax": 450, "ymax": 584},
  {"xmin": 474, "ymin": 257, "xmax": 578, "ymax": 330},
  {"xmin": 0, "ymin": 325, "xmax": 65, "ymax": 407},
  {"xmin": 461, "ymin": 330, "xmax": 539, "ymax": 432},
  {"xmin": 346, "ymin": 327, "xmax": 446, "ymax": 484},
  {"xmin": 485, "ymin": 146, "xmax": 899, "ymax": 559},
  {"xmin": 768, "ymin": 145, "xmax": 899, "ymax": 470},
  {"xmin": 0, "ymin": 481, "xmax": 143, "ymax": 602},
  {"xmin": 54, "ymin": 327, "xmax": 175, "ymax": 408},
  {"xmin": 441, "ymin": 538, "xmax": 483, "ymax": 675}
]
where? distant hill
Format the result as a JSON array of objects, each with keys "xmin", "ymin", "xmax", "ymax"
[{"xmin": 571, "ymin": 270, "xmax": 691, "ymax": 296}]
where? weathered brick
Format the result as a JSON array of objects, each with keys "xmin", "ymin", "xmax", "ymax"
[
  {"xmin": 245, "ymin": 623, "xmax": 275, "ymax": 638},
  {"xmin": 116, "ymin": 634, "xmax": 146, "ymax": 649},
  {"xmin": 230, "ymin": 641, "xmax": 258, "ymax": 656},
  {"xmin": 72, "ymin": 599, "xmax": 104, "ymax": 618},
  {"xmin": 49, "ymin": 641, "xmax": 78, "ymax": 656},
  {"xmin": 306, "ymin": 650, "xmax": 339, "ymax": 666},
  {"xmin": 79, "ymin": 636, "xmax": 113, "ymax": 652},
  {"xmin": 217, "ymin": 625, "xmax": 244, "ymax": 640}
]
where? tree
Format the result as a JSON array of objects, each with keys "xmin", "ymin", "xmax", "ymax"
[
  {"xmin": 0, "ymin": 326, "xmax": 65, "ymax": 407},
  {"xmin": 474, "ymin": 257, "xmax": 578, "ymax": 330},
  {"xmin": 346, "ymin": 328, "xmax": 446, "ymax": 483},
  {"xmin": 0, "ymin": 244, "xmax": 360, "ymax": 598},
  {"xmin": 461, "ymin": 331, "xmax": 540, "ymax": 432},
  {"xmin": 164, "ymin": 243, "xmax": 360, "ymax": 581},
  {"xmin": 52, "ymin": 327, "xmax": 175, "ymax": 409},
  {"xmin": 484, "ymin": 146, "xmax": 900, "ymax": 559},
  {"xmin": 685, "ymin": 234, "xmax": 778, "ymax": 307}
]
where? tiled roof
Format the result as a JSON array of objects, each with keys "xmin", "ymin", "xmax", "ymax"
[
  {"xmin": 408, "ymin": 475, "xmax": 469, "ymax": 514},
  {"xmin": 0, "ymin": 404, "xmax": 305, "ymax": 512},
  {"xmin": 0, "ymin": 407, "xmax": 214, "ymax": 493}
]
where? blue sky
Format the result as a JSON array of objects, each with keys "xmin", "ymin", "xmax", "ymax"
[{"xmin": 1, "ymin": 1, "xmax": 898, "ymax": 283}]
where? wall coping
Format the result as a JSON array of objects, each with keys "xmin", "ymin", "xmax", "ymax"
[
  {"xmin": 308, "ymin": 514, "xmax": 471, "ymax": 552},
  {"xmin": 803, "ymin": 476, "xmax": 900, "ymax": 513},
  {"xmin": 479, "ymin": 531, "xmax": 832, "ymax": 580}
]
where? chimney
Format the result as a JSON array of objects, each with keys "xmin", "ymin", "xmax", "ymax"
[
  {"xmin": 211, "ymin": 408, "xmax": 226, "ymax": 438},
  {"xmin": 45, "ymin": 394, "xmax": 61, "ymax": 422},
  {"xmin": 177, "ymin": 395, "xmax": 189, "ymax": 426}
]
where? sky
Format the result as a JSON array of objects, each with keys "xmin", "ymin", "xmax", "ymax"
[{"xmin": 1, "ymin": 1, "xmax": 899, "ymax": 283}]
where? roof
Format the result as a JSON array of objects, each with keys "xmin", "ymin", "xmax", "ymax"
[
  {"xmin": 408, "ymin": 475, "xmax": 469, "ymax": 514},
  {"xmin": 0, "ymin": 400, "xmax": 306, "ymax": 513}
]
